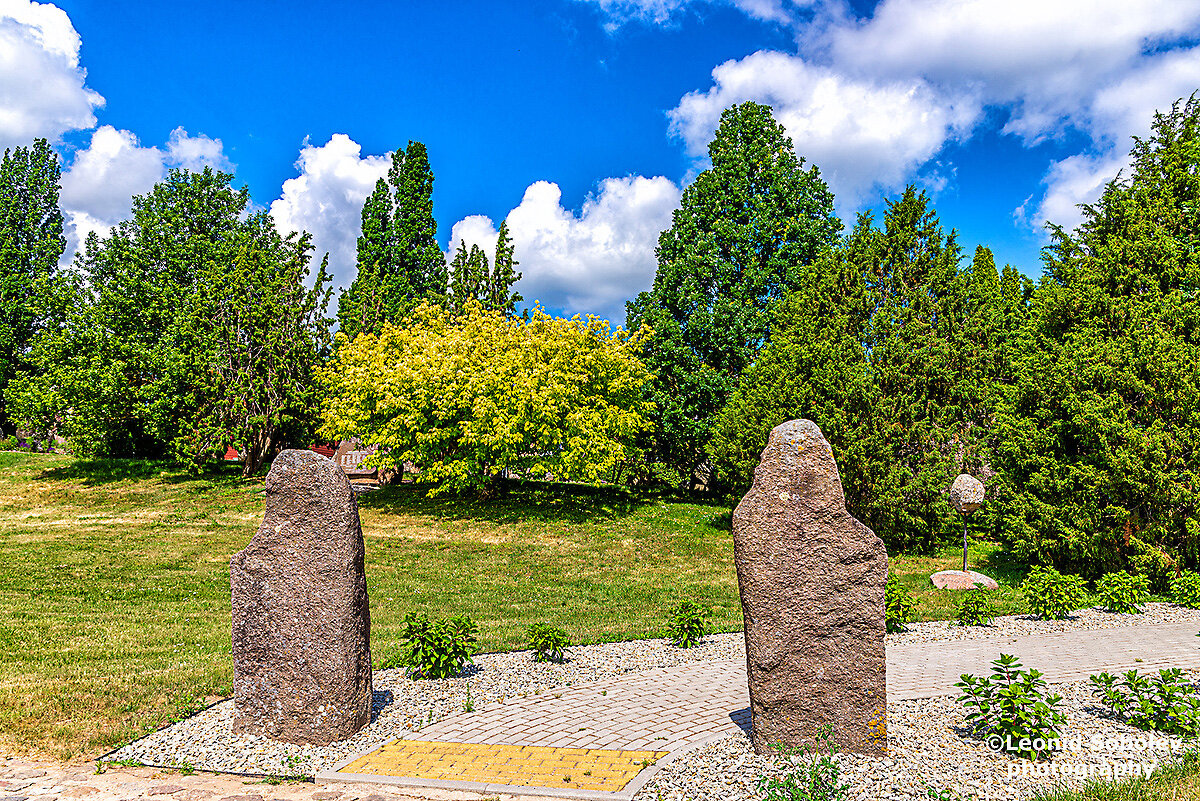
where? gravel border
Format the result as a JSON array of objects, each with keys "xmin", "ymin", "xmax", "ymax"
[
  {"xmin": 106, "ymin": 602, "xmax": 1200, "ymax": 795},
  {"xmin": 640, "ymin": 678, "xmax": 1196, "ymax": 801}
]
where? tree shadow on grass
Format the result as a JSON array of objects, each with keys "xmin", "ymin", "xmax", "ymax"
[
  {"xmin": 39, "ymin": 457, "xmax": 249, "ymax": 489},
  {"xmin": 357, "ymin": 478, "xmax": 659, "ymax": 526}
]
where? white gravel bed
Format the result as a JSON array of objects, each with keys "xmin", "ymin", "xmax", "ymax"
[
  {"xmin": 891, "ymin": 601, "xmax": 1200, "ymax": 645},
  {"xmin": 637, "ymin": 678, "xmax": 1195, "ymax": 801},
  {"xmin": 105, "ymin": 603, "xmax": 1200, "ymax": 789},
  {"xmin": 105, "ymin": 633, "xmax": 746, "ymax": 777}
]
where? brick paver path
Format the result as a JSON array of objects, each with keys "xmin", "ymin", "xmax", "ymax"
[{"xmin": 321, "ymin": 622, "xmax": 1200, "ymax": 799}]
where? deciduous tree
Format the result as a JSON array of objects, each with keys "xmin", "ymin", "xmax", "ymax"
[
  {"xmin": 320, "ymin": 302, "xmax": 653, "ymax": 496},
  {"xmin": 0, "ymin": 139, "xmax": 65, "ymax": 434},
  {"xmin": 625, "ymin": 101, "xmax": 841, "ymax": 480}
]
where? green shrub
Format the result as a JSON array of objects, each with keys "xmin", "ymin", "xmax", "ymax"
[
  {"xmin": 885, "ymin": 575, "xmax": 915, "ymax": 633},
  {"xmin": 666, "ymin": 600, "xmax": 709, "ymax": 648},
  {"xmin": 1171, "ymin": 570, "xmax": 1200, "ymax": 608},
  {"xmin": 0, "ymin": 436, "xmax": 16, "ymax": 451},
  {"xmin": 388, "ymin": 612, "xmax": 478, "ymax": 678},
  {"xmin": 956, "ymin": 653, "xmax": 1066, "ymax": 761},
  {"xmin": 1090, "ymin": 668, "xmax": 1200, "ymax": 737},
  {"xmin": 1095, "ymin": 570, "xmax": 1149, "ymax": 614},
  {"xmin": 527, "ymin": 622, "xmax": 570, "ymax": 663},
  {"xmin": 956, "ymin": 593, "xmax": 995, "ymax": 627},
  {"xmin": 1021, "ymin": 566, "xmax": 1087, "ymax": 620},
  {"xmin": 757, "ymin": 725, "xmax": 850, "ymax": 801}
]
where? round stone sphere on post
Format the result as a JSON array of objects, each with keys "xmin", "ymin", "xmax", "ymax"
[
  {"xmin": 949, "ymin": 473, "xmax": 985, "ymax": 515},
  {"xmin": 931, "ymin": 473, "xmax": 998, "ymax": 590}
]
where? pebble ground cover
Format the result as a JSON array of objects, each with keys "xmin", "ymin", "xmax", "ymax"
[{"xmin": 3, "ymin": 451, "xmax": 1038, "ymax": 761}]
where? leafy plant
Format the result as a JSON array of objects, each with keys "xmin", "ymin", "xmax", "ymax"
[
  {"xmin": 886, "ymin": 575, "xmax": 915, "ymax": 633},
  {"xmin": 1020, "ymin": 566, "xmax": 1087, "ymax": 620},
  {"xmin": 1090, "ymin": 668, "xmax": 1200, "ymax": 737},
  {"xmin": 1172, "ymin": 570, "xmax": 1200, "ymax": 608},
  {"xmin": 666, "ymin": 600, "xmax": 709, "ymax": 648},
  {"xmin": 757, "ymin": 725, "xmax": 850, "ymax": 801},
  {"xmin": 0, "ymin": 436, "xmax": 16, "ymax": 451},
  {"xmin": 1095, "ymin": 570, "xmax": 1149, "ymax": 614},
  {"xmin": 955, "ymin": 653, "xmax": 1066, "ymax": 761},
  {"xmin": 956, "ymin": 592, "xmax": 995, "ymax": 627},
  {"xmin": 388, "ymin": 612, "xmax": 478, "ymax": 679},
  {"xmin": 527, "ymin": 622, "xmax": 570, "ymax": 663}
]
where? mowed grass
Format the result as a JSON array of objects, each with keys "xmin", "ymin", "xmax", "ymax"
[
  {"xmin": 0, "ymin": 452, "xmax": 741, "ymax": 759},
  {"xmin": 1032, "ymin": 750, "xmax": 1200, "ymax": 801},
  {"xmin": 0, "ymin": 451, "xmax": 1032, "ymax": 760}
]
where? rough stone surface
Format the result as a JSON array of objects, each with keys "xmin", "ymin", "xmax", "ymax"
[
  {"xmin": 948, "ymin": 474, "xmax": 985, "ymax": 514},
  {"xmin": 732, "ymin": 419, "xmax": 888, "ymax": 755},
  {"xmin": 231, "ymin": 449, "xmax": 372, "ymax": 745},
  {"xmin": 929, "ymin": 570, "xmax": 999, "ymax": 590}
]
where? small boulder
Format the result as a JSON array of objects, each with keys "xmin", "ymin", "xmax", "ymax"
[
  {"xmin": 231, "ymin": 450, "xmax": 372, "ymax": 745},
  {"xmin": 931, "ymin": 570, "xmax": 999, "ymax": 590}
]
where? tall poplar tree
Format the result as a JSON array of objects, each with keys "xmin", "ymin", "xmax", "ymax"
[
  {"xmin": 0, "ymin": 139, "xmax": 64, "ymax": 434},
  {"xmin": 338, "ymin": 141, "xmax": 446, "ymax": 340},
  {"xmin": 489, "ymin": 220, "xmax": 522, "ymax": 315},
  {"xmin": 626, "ymin": 101, "xmax": 842, "ymax": 479}
]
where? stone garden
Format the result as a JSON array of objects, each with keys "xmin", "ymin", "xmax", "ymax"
[
  {"xmin": 67, "ymin": 424, "xmax": 1200, "ymax": 801},
  {"xmin": 4, "ymin": 62, "xmax": 1200, "ymax": 801}
]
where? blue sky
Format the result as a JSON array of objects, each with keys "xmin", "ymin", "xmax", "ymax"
[{"xmin": 5, "ymin": 0, "xmax": 1200, "ymax": 321}]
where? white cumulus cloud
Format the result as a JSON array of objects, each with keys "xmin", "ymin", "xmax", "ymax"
[
  {"xmin": 269, "ymin": 134, "xmax": 391, "ymax": 294},
  {"xmin": 665, "ymin": 0, "xmax": 1200, "ymax": 231},
  {"xmin": 59, "ymin": 125, "xmax": 231, "ymax": 260},
  {"xmin": 448, "ymin": 175, "xmax": 681, "ymax": 323},
  {"xmin": 671, "ymin": 50, "xmax": 979, "ymax": 209},
  {"xmin": 0, "ymin": 0, "xmax": 103, "ymax": 148}
]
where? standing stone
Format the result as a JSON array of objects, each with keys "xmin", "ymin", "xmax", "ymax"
[
  {"xmin": 231, "ymin": 449, "xmax": 372, "ymax": 744},
  {"xmin": 732, "ymin": 420, "xmax": 887, "ymax": 755}
]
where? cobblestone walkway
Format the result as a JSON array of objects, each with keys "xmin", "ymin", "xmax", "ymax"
[{"xmin": 320, "ymin": 621, "xmax": 1200, "ymax": 799}]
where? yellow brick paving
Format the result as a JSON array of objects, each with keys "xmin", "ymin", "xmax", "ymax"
[{"xmin": 340, "ymin": 740, "xmax": 670, "ymax": 792}]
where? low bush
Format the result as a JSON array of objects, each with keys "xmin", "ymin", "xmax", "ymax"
[
  {"xmin": 0, "ymin": 436, "xmax": 16, "ymax": 451},
  {"xmin": 1095, "ymin": 570, "xmax": 1149, "ymax": 614},
  {"xmin": 1171, "ymin": 570, "xmax": 1200, "ymax": 608},
  {"xmin": 956, "ymin": 653, "xmax": 1066, "ymax": 761},
  {"xmin": 666, "ymin": 600, "xmax": 709, "ymax": 648},
  {"xmin": 527, "ymin": 622, "xmax": 570, "ymax": 663},
  {"xmin": 956, "ymin": 593, "xmax": 995, "ymax": 627},
  {"xmin": 1021, "ymin": 566, "xmax": 1087, "ymax": 620},
  {"xmin": 886, "ymin": 575, "xmax": 915, "ymax": 633},
  {"xmin": 388, "ymin": 612, "xmax": 478, "ymax": 678},
  {"xmin": 1090, "ymin": 668, "xmax": 1200, "ymax": 737},
  {"xmin": 757, "ymin": 725, "xmax": 850, "ymax": 801}
]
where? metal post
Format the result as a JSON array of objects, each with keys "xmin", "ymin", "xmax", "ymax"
[{"xmin": 961, "ymin": 513, "xmax": 968, "ymax": 572}]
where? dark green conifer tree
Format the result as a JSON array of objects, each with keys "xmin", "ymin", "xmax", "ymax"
[{"xmin": 995, "ymin": 96, "xmax": 1200, "ymax": 582}]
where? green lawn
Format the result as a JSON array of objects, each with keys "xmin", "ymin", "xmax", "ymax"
[
  {"xmin": 1031, "ymin": 750, "xmax": 1200, "ymax": 801},
  {"xmin": 0, "ymin": 451, "xmax": 1031, "ymax": 760}
]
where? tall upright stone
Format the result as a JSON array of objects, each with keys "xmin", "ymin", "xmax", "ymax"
[
  {"xmin": 732, "ymin": 419, "xmax": 887, "ymax": 755},
  {"xmin": 231, "ymin": 450, "xmax": 372, "ymax": 745}
]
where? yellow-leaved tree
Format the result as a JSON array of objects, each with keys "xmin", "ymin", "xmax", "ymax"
[{"xmin": 320, "ymin": 301, "xmax": 654, "ymax": 496}]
